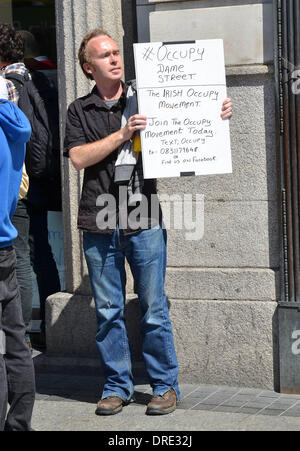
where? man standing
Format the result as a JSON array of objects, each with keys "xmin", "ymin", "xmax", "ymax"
[
  {"xmin": 64, "ymin": 29, "xmax": 232, "ymax": 416},
  {"xmin": 0, "ymin": 77, "xmax": 35, "ymax": 431}
]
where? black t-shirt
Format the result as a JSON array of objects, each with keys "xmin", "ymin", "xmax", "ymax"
[{"xmin": 64, "ymin": 82, "xmax": 160, "ymax": 234}]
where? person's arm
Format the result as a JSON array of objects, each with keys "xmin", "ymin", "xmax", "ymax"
[
  {"xmin": 221, "ymin": 97, "xmax": 232, "ymax": 120},
  {"xmin": 70, "ymin": 114, "xmax": 147, "ymax": 171}
]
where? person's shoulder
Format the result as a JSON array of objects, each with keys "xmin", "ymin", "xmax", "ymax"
[
  {"xmin": 68, "ymin": 90, "xmax": 95, "ymax": 111},
  {"xmin": 4, "ymin": 62, "xmax": 29, "ymax": 79}
]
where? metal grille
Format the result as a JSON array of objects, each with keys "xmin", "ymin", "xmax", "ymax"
[{"xmin": 276, "ymin": 0, "xmax": 300, "ymax": 303}]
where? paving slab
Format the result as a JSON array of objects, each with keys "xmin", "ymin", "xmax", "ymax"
[{"xmin": 30, "ymin": 364, "xmax": 300, "ymax": 432}]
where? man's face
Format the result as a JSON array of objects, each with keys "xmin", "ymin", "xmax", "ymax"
[{"xmin": 84, "ymin": 35, "xmax": 123, "ymax": 84}]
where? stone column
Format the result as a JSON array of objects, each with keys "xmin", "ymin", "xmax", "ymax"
[
  {"xmin": 45, "ymin": 0, "xmax": 127, "ymax": 357},
  {"xmin": 55, "ymin": 0, "xmax": 124, "ymax": 295}
]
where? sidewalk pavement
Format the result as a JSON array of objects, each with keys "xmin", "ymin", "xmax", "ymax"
[{"xmin": 31, "ymin": 351, "xmax": 300, "ymax": 432}]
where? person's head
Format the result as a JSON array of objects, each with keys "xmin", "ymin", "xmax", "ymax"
[
  {"xmin": 17, "ymin": 30, "xmax": 40, "ymax": 58},
  {"xmin": 78, "ymin": 28, "xmax": 123, "ymax": 84},
  {"xmin": 0, "ymin": 23, "xmax": 24, "ymax": 64}
]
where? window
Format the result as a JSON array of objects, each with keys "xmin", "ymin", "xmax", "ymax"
[{"xmin": 0, "ymin": 0, "xmax": 57, "ymax": 64}]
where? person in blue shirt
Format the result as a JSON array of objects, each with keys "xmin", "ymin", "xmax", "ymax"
[{"xmin": 0, "ymin": 77, "xmax": 36, "ymax": 431}]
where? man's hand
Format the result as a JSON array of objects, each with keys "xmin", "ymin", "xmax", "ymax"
[
  {"xmin": 221, "ymin": 98, "xmax": 232, "ymax": 120},
  {"xmin": 122, "ymin": 114, "xmax": 147, "ymax": 142},
  {"xmin": 70, "ymin": 114, "xmax": 147, "ymax": 171}
]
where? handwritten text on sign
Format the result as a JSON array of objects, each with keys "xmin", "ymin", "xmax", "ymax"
[{"xmin": 133, "ymin": 40, "xmax": 232, "ymax": 179}]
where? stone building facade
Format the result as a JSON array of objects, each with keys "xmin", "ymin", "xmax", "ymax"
[{"xmin": 47, "ymin": 0, "xmax": 280, "ymax": 390}]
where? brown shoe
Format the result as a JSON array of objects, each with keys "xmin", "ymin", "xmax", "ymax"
[
  {"xmin": 95, "ymin": 396, "xmax": 124, "ymax": 415},
  {"xmin": 146, "ymin": 388, "xmax": 177, "ymax": 415}
]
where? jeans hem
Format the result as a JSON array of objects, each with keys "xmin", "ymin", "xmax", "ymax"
[
  {"xmin": 153, "ymin": 386, "xmax": 181, "ymax": 401},
  {"xmin": 101, "ymin": 391, "xmax": 132, "ymax": 404}
]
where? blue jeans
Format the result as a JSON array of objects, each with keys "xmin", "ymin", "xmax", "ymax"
[
  {"xmin": 83, "ymin": 226, "xmax": 180, "ymax": 402},
  {"xmin": 11, "ymin": 199, "xmax": 33, "ymax": 342}
]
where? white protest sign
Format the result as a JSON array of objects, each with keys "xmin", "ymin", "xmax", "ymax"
[{"xmin": 133, "ymin": 40, "xmax": 232, "ymax": 179}]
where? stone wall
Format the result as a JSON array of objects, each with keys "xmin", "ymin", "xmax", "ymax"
[{"xmin": 47, "ymin": 0, "xmax": 280, "ymax": 390}]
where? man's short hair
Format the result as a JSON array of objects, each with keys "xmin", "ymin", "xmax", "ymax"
[
  {"xmin": 78, "ymin": 28, "xmax": 113, "ymax": 80},
  {"xmin": 0, "ymin": 23, "xmax": 24, "ymax": 63}
]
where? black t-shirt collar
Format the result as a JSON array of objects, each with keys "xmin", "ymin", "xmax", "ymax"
[{"xmin": 81, "ymin": 81, "xmax": 127, "ymax": 109}]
